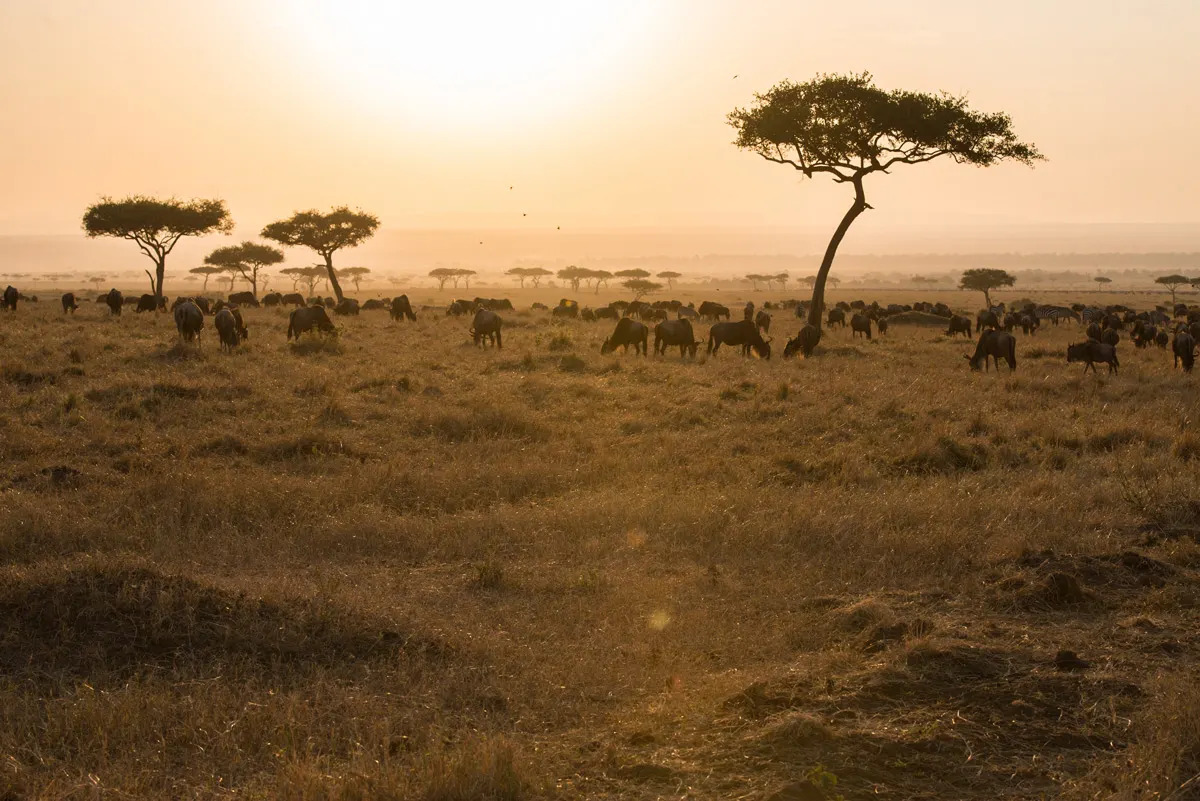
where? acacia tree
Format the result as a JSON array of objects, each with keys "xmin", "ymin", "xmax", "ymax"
[
  {"xmin": 281, "ymin": 265, "xmax": 325, "ymax": 296},
  {"xmin": 745, "ymin": 273, "xmax": 771, "ymax": 291},
  {"xmin": 615, "ymin": 268, "xmax": 650, "ymax": 281},
  {"xmin": 960, "ymin": 268, "xmax": 1016, "ymax": 308},
  {"xmin": 429, "ymin": 268, "xmax": 457, "ymax": 290},
  {"xmin": 452, "ymin": 269, "xmax": 476, "ymax": 289},
  {"xmin": 623, "ymin": 279, "xmax": 662, "ymax": 300},
  {"xmin": 728, "ymin": 72, "xmax": 1041, "ymax": 348},
  {"xmin": 1094, "ymin": 276, "xmax": 1112, "ymax": 290},
  {"xmin": 506, "ymin": 267, "xmax": 533, "ymax": 287},
  {"xmin": 657, "ymin": 270, "xmax": 682, "ymax": 289},
  {"xmin": 1156, "ymin": 274, "xmax": 1190, "ymax": 305},
  {"xmin": 189, "ymin": 265, "xmax": 225, "ymax": 292},
  {"xmin": 591, "ymin": 269, "xmax": 613, "ymax": 293},
  {"xmin": 774, "ymin": 272, "xmax": 789, "ymax": 290},
  {"xmin": 341, "ymin": 267, "xmax": 371, "ymax": 293},
  {"xmin": 204, "ymin": 241, "xmax": 284, "ymax": 296},
  {"xmin": 82, "ymin": 196, "xmax": 233, "ymax": 303},
  {"xmin": 558, "ymin": 265, "xmax": 589, "ymax": 292},
  {"xmin": 261, "ymin": 207, "xmax": 379, "ymax": 303}
]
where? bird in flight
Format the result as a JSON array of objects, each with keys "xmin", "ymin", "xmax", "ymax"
[{"xmin": 732, "ymin": 74, "xmax": 738, "ymax": 79}]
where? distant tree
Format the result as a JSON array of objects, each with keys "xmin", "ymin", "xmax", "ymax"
[
  {"xmin": 525, "ymin": 267, "xmax": 552, "ymax": 288},
  {"xmin": 622, "ymin": 279, "xmax": 663, "ymax": 300},
  {"xmin": 615, "ymin": 268, "xmax": 650, "ymax": 280},
  {"xmin": 429, "ymin": 267, "xmax": 457, "ymax": 291},
  {"xmin": 281, "ymin": 265, "xmax": 325, "ymax": 296},
  {"xmin": 960, "ymin": 268, "xmax": 1016, "ymax": 308},
  {"xmin": 340, "ymin": 267, "xmax": 371, "ymax": 293},
  {"xmin": 827, "ymin": 276, "xmax": 841, "ymax": 288},
  {"xmin": 86, "ymin": 274, "xmax": 107, "ymax": 291},
  {"xmin": 800, "ymin": 275, "xmax": 817, "ymax": 288},
  {"xmin": 261, "ymin": 207, "xmax": 379, "ymax": 303},
  {"xmin": 557, "ymin": 265, "xmax": 590, "ymax": 292},
  {"xmin": 506, "ymin": 267, "xmax": 533, "ymax": 287},
  {"xmin": 657, "ymin": 270, "xmax": 682, "ymax": 289},
  {"xmin": 204, "ymin": 241, "xmax": 284, "ymax": 296},
  {"xmin": 453, "ymin": 268, "xmax": 477, "ymax": 289},
  {"xmin": 774, "ymin": 272, "xmax": 789, "ymax": 290},
  {"xmin": 1156, "ymin": 274, "xmax": 1191, "ymax": 305},
  {"xmin": 744, "ymin": 273, "xmax": 771, "ymax": 291},
  {"xmin": 591, "ymin": 269, "xmax": 613, "ymax": 293},
  {"xmin": 82, "ymin": 196, "xmax": 233, "ymax": 303},
  {"xmin": 1094, "ymin": 276, "xmax": 1112, "ymax": 289},
  {"xmin": 910, "ymin": 275, "xmax": 938, "ymax": 285},
  {"xmin": 729, "ymin": 72, "xmax": 1041, "ymax": 350}
]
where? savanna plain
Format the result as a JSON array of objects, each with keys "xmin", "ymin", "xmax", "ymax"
[{"xmin": 2, "ymin": 287, "xmax": 1199, "ymax": 801}]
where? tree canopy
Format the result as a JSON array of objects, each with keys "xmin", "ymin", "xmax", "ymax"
[
  {"xmin": 261, "ymin": 207, "xmax": 379, "ymax": 302},
  {"xmin": 960, "ymin": 268, "xmax": 1016, "ymax": 308},
  {"xmin": 506, "ymin": 267, "xmax": 553, "ymax": 288},
  {"xmin": 728, "ymin": 72, "xmax": 1041, "ymax": 346},
  {"xmin": 622, "ymin": 279, "xmax": 662, "ymax": 300},
  {"xmin": 82, "ymin": 196, "xmax": 232, "ymax": 301},
  {"xmin": 281, "ymin": 265, "xmax": 326, "ymax": 295},
  {"xmin": 1156, "ymin": 274, "xmax": 1191, "ymax": 304},
  {"xmin": 204, "ymin": 241, "xmax": 284, "ymax": 296},
  {"xmin": 340, "ymin": 267, "xmax": 371, "ymax": 292},
  {"xmin": 656, "ymin": 271, "xmax": 682, "ymax": 288},
  {"xmin": 557, "ymin": 266, "xmax": 590, "ymax": 292}
]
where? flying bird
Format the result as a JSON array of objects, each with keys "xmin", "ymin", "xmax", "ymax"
[{"xmin": 732, "ymin": 74, "xmax": 738, "ymax": 79}]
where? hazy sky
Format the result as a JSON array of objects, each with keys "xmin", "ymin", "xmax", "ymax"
[{"xmin": 2, "ymin": 0, "xmax": 1198, "ymax": 245}]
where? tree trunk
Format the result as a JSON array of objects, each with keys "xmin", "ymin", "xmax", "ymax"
[
  {"xmin": 983, "ymin": 289, "xmax": 991, "ymax": 309},
  {"xmin": 807, "ymin": 177, "xmax": 869, "ymax": 333},
  {"xmin": 323, "ymin": 254, "xmax": 344, "ymax": 302},
  {"xmin": 154, "ymin": 260, "xmax": 165, "ymax": 306}
]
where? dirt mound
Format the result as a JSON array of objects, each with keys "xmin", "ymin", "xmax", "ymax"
[
  {"xmin": 0, "ymin": 564, "xmax": 448, "ymax": 683},
  {"xmin": 990, "ymin": 550, "xmax": 1186, "ymax": 611}
]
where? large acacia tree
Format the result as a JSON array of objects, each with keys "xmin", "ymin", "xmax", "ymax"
[
  {"xmin": 261, "ymin": 207, "xmax": 379, "ymax": 302},
  {"xmin": 204, "ymin": 241, "xmax": 284, "ymax": 296},
  {"xmin": 729, "ymin": 72, "xmax": 1041, "ymax": 349},
  {"xmin": 82, "ymin": 196, "xmax": 232, "ymax": 303}
]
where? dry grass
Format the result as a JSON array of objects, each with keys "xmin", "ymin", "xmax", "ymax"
[{"xmin": 1, "ymin": 287, "xmax": 1199, "ymax": 799}]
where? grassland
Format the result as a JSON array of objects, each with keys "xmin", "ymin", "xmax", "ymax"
[{"xmin": 1, "ymin": 286, "xmax": 1199, "ymax": 800}]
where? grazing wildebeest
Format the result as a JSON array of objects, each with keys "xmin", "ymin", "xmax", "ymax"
[
  {"xmin": 743, "ymin": 301, "xmax": 755, "ymax": 321},
  {"xmin": 707, "ymin": 320, "xmax": 770, "ymax": 359},
  {"xmin": 334, "ymin": 298, "xmax": 360, "ymax": 315},
  {"xmin": 61, "ymin": 292, "xmax": 78, "ymax": 313},
  {"xmin": 214, "ymin": 308, "xmax": 241, "ymax": 351},
  {"xmin": 105, "ymin": 289, "xmax": 123, "ymax": 315},
  {"xmin": 755, "ymin": 310, "xmax": 771, "ymax": 333},
  {"xmin": 1173, "ymin": 331, "xmax": 1196, "ymax": 372},
  {"xmin": 322, "ymin": 297, "xmax": 336, "ymax": 308},
  {"xmin": 1019, "ymin": 314, "xmax": 1038, "ymax": 335},
  {"xmin": 1067, "ymin": 341, "xmax": 1119, "ymax": 374},
  {"xmin": 228, "ymin": 291, "xmax": 259, "ymax": 307},
  {"xmin": 625, "ymin": 301, "xmax": 652, "ymax": 320},
  {"xmin": 580, "ymin": 308, "xmax": 597, "ymax": 322},
  {"xmin": 1100, "ymin": 329, "xmax": 1120, "ymax": 347},
  {"xmin": 475, "ymin": 297, "xmax": 514, "ymax": 311},
  {"xmin": 946, "ymin": 315, "xmax": 973, "ymax": 337},
  {"xmin": 390, "ymin": 295, "xmax": 416, "ymax": 321},
  {"xmin": 608, "ymin": 300, "xmax": 630, "ymax": 315},
  {"xmin": 654, "ymin": 318, "xmax": 701, "ymax": 357},
  {"xmin": 173, "ymin": 301, "xmax": 204, "ymax": 343},
  {"xmin": 645, "ymin": 308, "xmax": 668, "ymax": 323},
  {"xmin": 601, "ymin": 317, "xmax": 648, "ymax": 356},
  {"xmin": 678, "ymin": 306, "xmax": 698, "ymax": 320},
  {"xmin": 531, "ymin": 302, "xmax": 548, "ymax": 311},
  {"xmin": 470, "ymin": 308, "xmax": 503, "ymax": 349},
  {"xmin": 362, "ymin": 298, "xmax": 388, "ymax": 311},
  {"xmin": 287, "ymin": 305, "xmax": 336, "ymax": 340},
  {"xmin": 850, "ymin": 313, "xmax": 872, "ymax": 340},
  {"xmin": 2, "ymin": 286, "xmax": 17, "ymax": 311},
  {"xmin": 827, "ymin": 308, "xmax": 846, "ymax": 328},
  {"xmin": 282, "ymin": 293, "xmax": 306, "ymax": 306},
  {"xmin": 698, "ymin": 301, "xmax": 730, "ymax": 321},
  {"xmin": 876, "ymin": 316, "xmax": 889, "ymax": 335},
  {"xmin": 447, "ymin": 299, "xmax": 476, "ymax": 316},
  {"xmin": 594, "ymin": 307, "xmax": 619, "ymax": 320},
  {"xmin": 1156, "ymin": 330, "xmax": 1169, "ymax": 349},
  {"xmin": 1134, "ymin": 325, "xmax": 1158, "ymax": 349},
  {"xmin": 783, "ymin": 324, "xmax": 821, "ymax": 358},
  {"xmin": 262, "ymin": 292, "xmax": 283, "ymax": 306},
  {"xmin": 975, "ymin": 310, "xmax": 999, "ymax": 334},
  {"xmin": 552, "ymin": 302, "xmax": 579, "ymax": 319},
  {"xmin": 136, "ymin": 293, "xmax": 164, "ymax": 313},
  {"xmin": 965, "ymin": 330, "xmax": 1016, "ymax": 372},
  {"xmin": 1086, "ymin": 322, "xmax": 1102, "ymax": 341}
]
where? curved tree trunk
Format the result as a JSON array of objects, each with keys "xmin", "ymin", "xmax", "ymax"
[
  {"xmin": 154, "ymin": 260, "xmax": 166, "ymax": 306},
  {"xmin": 807, "ymin": 177, "xmax": 869, "ymax": 332},
  {"xmin": 323, "ymin": 253, "xmax": 345, "ymax": 302}
]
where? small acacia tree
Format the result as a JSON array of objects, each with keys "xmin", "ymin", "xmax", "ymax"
[
  {"xmin": 1156, "ymin": 275, "xmax": 1191, "ymax": 305},
  {"xmin": 960, "ymin": 268, "xmax": 1015, "ymax": 308},
  {"xmin": 623, "ymin": 278, "xmax": 662, "ymax": 300},
  {"xmin": 204, "ymin": 241, "xmax": 284, "ymax": 296},
  {"xmin": 506, "ymin": 267, "xmax": 533, "ymax": 287},
  {"xmin": 341, "ymin": 267, "xmax": 371, "ymax": 293},
  {"xmin": 615, "ymin": 268, "xmax": 650, "ymax": 281},
  {"xmin": 281, "ymin": 265, "xmax": 325, "ymax": 296},
  {"xmin": 557, "ymin": 266, "xmax": 589, "ymax": 292},
  {"xmin": 452, "ymin": 269, "xmax": 476, "ymax": 289},
  {"xmin": 188, "ymin": 265, "xmax": 225, "ymax": 292},
  {"xmin": 657, "ymin": 270, "xmax": 682, "ymax": 289},
  {"xmin": 261, "ymin": 207, "xmax": 379, "ymax": 303},
  {"xmin": 729, "ymin": 72, "xmax": 1041, "ymax": 348},
  {"xmin": 82, "ymin": 196, "xmax": 233, "ymax": 303},
  {"xmin": 1094, "ymin": 276, "xmax": 1112, "ymax": 290},
  {"xmin": 774, "ymin": 272, "xmax": 789, "ymax": 290},
  {"xmin": 429, "ymin": 268, "xmax": 457, "ymax": 291},
  {"xmin": 592, "ymin": 270, "xmax": 613, "ymax": 293},
  {"xmin": 745, "ymin": 273, "xmax": 772, "ymax": 291}
]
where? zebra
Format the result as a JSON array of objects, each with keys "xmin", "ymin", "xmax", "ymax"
[
  {"xmin": 1036, "ymin": 305, "xmax": 1082, "ymax": 326},
  {"xmin": 1078, "ymin": 307, "xmax": 1106, "ymax": 326}
]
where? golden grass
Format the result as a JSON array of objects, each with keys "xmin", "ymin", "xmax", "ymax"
[{"xmin": 1, "ymin": 287, "xmax": 1199, "ymax": 799}]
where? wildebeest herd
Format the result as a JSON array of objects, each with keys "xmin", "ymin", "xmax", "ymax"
[{"xmin": 2, "ymin": 285, "xmax": 1199, "ymax": 375}]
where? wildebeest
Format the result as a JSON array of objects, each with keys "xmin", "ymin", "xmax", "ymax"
[
  {"xmin": 136, "ymin": 293, "xmax": 165, "ymax": 313},
  {"xmin": 677, "ymin": 306, "xmax": 699, "ymax": 320},
  {"xmin": 282, "ymin": 293, "xmax": 306, "ymax": 306},
  {"xmin": 105, "ymin": 289, "xmax": 123, "ymax": 315},
  {"xmin": 1100, "ymin": 329, "xmax": 1120, "ymax": 347},
  {"xmin": 1086, "ymin": 322, "xmax": 1102, "ymax": 341},
  {"xmin": 1173, "ymin": 331, "xmax": 1196, "ymax": 372},
  {"xmin": 2, "ymin": 286, "xmax": 17, "ymax": 311},
  {"xmin": 531, "ymin": 302, "xmax": 548, "ymax": 311},
  {"xmin": 173, "ymin": 301, "xmax": 204, "ymax": 343},
  {"xmin": 552, "ymin": 301, "xmax": 579, "ymax": 319},
  {"xmin": 743, "ymin": 301, "xmax": 755, "ymax": 321},
  {"xmin": 827, "ymin": 308, "xmax": 846, "ymax": 328},
  {"xmin": 755, "ymin": 310, "xmax": 771, "ymax": 333},
  {"xmin": 645, "ymin": 308, "xmax": 668, "ymax": 323},
  {"xmin": 362, "ymin": 298, "xmax": 389, "ymax": 311},
  {"xmin": 1019, "ymin": 314, "xmax": 1038, "ymax": 336},
  {"xmin": 287, "ymin": 305, "xmax": 336, "ymax": 340},
  {"xmin": 334, "ymin": 298, "xmax": 360, "ymax": 315},
  {"xmin": 390, "ymin": 295, "xmax": 416, "ymax": 322},
  {"xmin": 594, "ymin": 307, "xmax": 619, "ymax": 320},
  {"xmin": 61, "ymin": 292, "xmax": 78, "ymax": 313},
  {"xmin": 1134, "ymin": 325, "xmax": 1158, "ymax": 349},
  {"xmin": 698, "ymin": 301, "xmax": 730, "ymax": 321},
  {"xmin": 946, "ymin": 316, "xmax": 972, "ymax": 337},
  {"xmin": 850, "ymin": 313, "xmax": 872, "ymax": 340},
  {"xmin": 470, "ymin": 308, "xmax": 503, "ymax": 349},
  {"xmin": 1067, "ymin": 341, "xmax": 1119, "ymax": 374},
  {"xmin": 214, "ymin": 308, "xmax": 242, "ymax": 351},
  {"xmin": 262, "ymin": 292, "xmax": 283, "ymax": 306},
  {"xmin": 447, "ymin": 299, "xmax": 476, "ymax": 316},
  {"xmin": 653, "ymin": 319, "xmax": 701, "ymax": 358},
  {"xmin": 601, "ymin": 317, "xmax": 648, "ymax": 356},
  {"xmin": 707, "ymin": 320, "xmax": 770, "ymax": 359},
  {"xmin": 965, "ymin": 330, "xmax": 1016, "ymax": 372},
  {"xmin": 783, "ymin": 324, "xmax": 821, "ymax": 358},
  {"xmin": 876, "ymin": 317, "xmax": 888, "ymax": 335},
  {"xmin": 580, "ymin": 308, "xmax": 596, "ymax": 322},
  {"xmin": 975, "ymin": 310, "xmax": 999, "ymax": 334},
  {"xmin": 1155, "ymin": 330, "xmax": 1169, "ymax": 349},
  {"xmin": 475, "ymin": 297, "xmax": 514, "ymax": 311},
  {"xmin": 228, "ymin": 291, "xmax": 259, "ymax": 307}
]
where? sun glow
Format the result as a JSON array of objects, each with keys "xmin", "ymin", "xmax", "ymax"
[{"xmin": 281, "ymin": 1, "xmax": 662, "ymax": 129}]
